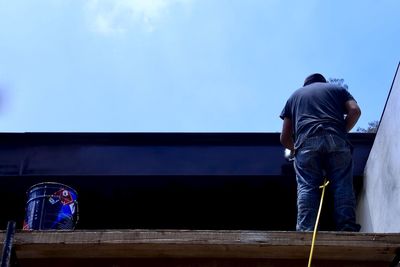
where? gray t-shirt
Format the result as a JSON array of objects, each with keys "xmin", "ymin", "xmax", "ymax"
[{"xmin": 280, "ymin": 82, "xmax": 355, "ymax": 149}]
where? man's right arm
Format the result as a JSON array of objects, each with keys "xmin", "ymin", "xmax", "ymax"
[
  {"xmin": 345, "ymin": 100, "xmax": 361, "ymax": 132},
  {"xmin": 280, "ymin": 117, "xmax": 295, "ymax": 151}
]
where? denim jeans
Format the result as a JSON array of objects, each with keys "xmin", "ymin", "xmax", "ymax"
[{"xmin": 294, "ymin": 134, "xmax": 361, "ymax": 232}]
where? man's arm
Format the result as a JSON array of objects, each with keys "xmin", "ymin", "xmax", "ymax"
[
  {"xmin": 280, "ymin": 117, "xmax": 295, "ymax": 151},
  {"xmin": 345, "ymin": 100, "xmax": 361, "ymax": 132}
]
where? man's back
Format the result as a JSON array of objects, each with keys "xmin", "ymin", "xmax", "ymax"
[{"xmin": 281, "ymin": 82, "xmax": 355, "ymax": 149}]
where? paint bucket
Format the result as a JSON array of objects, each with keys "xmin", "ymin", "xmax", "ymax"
[{"xmin": 23, "ymin": 182, "xmax": 78, "ymax": 230}]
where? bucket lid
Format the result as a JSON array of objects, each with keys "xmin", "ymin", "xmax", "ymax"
[{"xmin": 26, "ymin": 182, "xmax": 78, "ymax": 196}]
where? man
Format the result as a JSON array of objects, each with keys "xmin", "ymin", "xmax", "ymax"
[{"xmin": 280, "ymin": 73, "xmax": 361, "ymax": 232}]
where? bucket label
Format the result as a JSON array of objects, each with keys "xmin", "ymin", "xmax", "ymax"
[{"xmin": 51, "ymin": 189, "xmax": 74, "ymax": 205}]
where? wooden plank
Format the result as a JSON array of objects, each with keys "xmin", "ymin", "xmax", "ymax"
[
  {"xmin": 17, "ymin": 258, "xmax": 390, "ymax": 267},
  {"xmin": 1, "ymin": 230, "xmax": 399, "ymax": 262}
]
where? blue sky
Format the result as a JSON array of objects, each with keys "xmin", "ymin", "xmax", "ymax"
[{"xmin": 0, "ymin": 0, "xmax": 399, "ymax": 132}]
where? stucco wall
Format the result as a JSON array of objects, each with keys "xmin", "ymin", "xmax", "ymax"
[{"xmin": 357, "ymin": 63, "xmax": 400, "ymax": 232}]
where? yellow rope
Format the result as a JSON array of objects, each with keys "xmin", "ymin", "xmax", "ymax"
[{"xmin": 307, "ymin": 179, "xmax": 330, "ymax": 267}]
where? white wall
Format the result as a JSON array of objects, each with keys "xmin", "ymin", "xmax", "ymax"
[{"xmin": 357, "ymin": 63, "xmax": 400, "ymax": 233}]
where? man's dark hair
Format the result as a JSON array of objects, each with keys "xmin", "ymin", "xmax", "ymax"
[{"xmin": 303, "ymin": 73, "xmax": 327, "ymax": 86}]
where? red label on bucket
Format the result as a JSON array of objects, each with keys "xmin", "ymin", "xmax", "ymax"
[{"xmin": 51, "ymin": 189, "xmax": 74, "ymax": 205}]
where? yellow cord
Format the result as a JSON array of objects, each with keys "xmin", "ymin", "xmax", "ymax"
[{"xmin": 307, "ymin": 179, "xmax": 330, "ymax": 267}]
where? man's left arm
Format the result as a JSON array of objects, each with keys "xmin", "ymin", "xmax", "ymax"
[{"xmin": 345, "ymin": 100, "xmax": 361, "ymax": 132}]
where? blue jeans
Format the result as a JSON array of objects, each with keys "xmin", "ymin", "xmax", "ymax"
[{"xmin": 294, "ymin": 134, "xmax": 361, "ymax": 232}]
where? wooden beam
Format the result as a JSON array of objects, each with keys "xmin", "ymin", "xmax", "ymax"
[{"xmin": 1, "ymin": 230, "xmax": 399, "ymax": 262}]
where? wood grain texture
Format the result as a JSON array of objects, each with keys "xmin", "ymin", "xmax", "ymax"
[{"xmin": 1, "ymin": 230, "xmax": 399, "ymax": 263}]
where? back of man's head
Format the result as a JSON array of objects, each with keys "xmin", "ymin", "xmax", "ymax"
[{"xmin": 303, "ymin": 73, "xmax": 327, "ymax": 86}]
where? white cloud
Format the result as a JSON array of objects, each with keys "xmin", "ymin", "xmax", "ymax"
[{"xmin": 85, "ymin": 0, "xmax": 193, "ymax": 34}]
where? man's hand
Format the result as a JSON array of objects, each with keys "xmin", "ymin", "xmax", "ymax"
[{"xmin": 284, "ymin": 148, "xmax": 295, "ymax": 161}]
